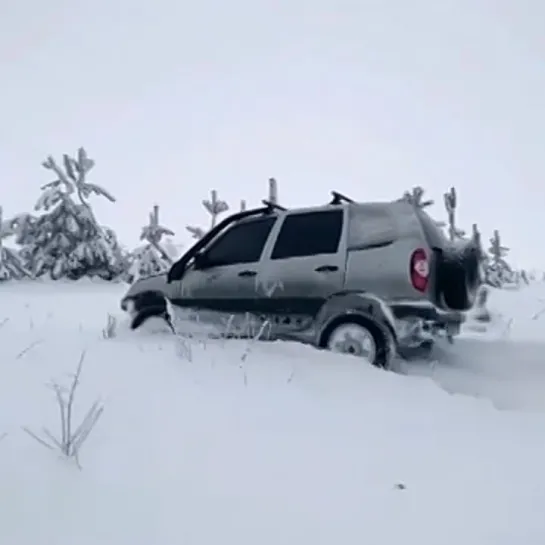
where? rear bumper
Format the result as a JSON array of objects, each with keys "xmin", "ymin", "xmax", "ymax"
[
  {"xmin": 389, "ymin": 301, "xmax": 464, "ymax": 324},
  {"xmin": 389, "ymin": 301, "xmax": 463, "ymax": 345}
]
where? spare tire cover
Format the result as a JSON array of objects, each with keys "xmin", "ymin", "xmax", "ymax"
[{"xmin": 438, "ymin": 242, "xmax": 480, "ymax": 311}]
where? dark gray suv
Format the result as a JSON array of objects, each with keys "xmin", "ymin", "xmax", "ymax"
[{"xmin": 121, "ymin": 192, "xmax": 480, "ymax": 369}]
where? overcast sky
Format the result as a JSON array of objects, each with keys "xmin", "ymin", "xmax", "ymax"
[{"xmin": 1, "ymin": 0, "xmax": 544, "ymax": 267}]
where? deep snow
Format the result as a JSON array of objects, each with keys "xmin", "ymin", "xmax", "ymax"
[{"xmin": 1, "ymin": 280, "xmax": 545, "ymax": 544}]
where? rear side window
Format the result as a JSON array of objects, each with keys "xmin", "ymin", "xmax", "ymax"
[
  {"xmin": 204, "ymin": 217, "xmax": 276, "ymax": 266},
  {"xmin": 271, "ymin": 209, "xmax": 343, "ymax": 259},
  {"xmin": 347, "ymin": 205, "xmax": 397, "ymax": 248}
]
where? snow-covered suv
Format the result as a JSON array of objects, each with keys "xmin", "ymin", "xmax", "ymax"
[{"xmin": 121, "ymin": 192, "xmax": 480, "ymax": 368}]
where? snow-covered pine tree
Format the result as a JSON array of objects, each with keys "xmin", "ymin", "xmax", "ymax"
[
  {"xmin": 0, "ymin": 206, "xmax": 31, "ymax": 281},
  {"xmin": 185, "ymin": 178, "xmax": 279, "ymax": 241},
  {"xmin": 186, "ymin": 189, "xmax": 229, "ymax": 240},
  {"xmin": 19, "ymin": 148, "xmax": 124, "ymax": 280},
  {"xmin": 5, "ymin": 212, "xmax": 37, "ymax": 274},
  {"xmin": 127, "ymin": 205, "xmax": 175, "ymax": 282},
  {"xmin": 484, "ymin": 229, "xmax": 512, "ymax": 287},
  {"xmin": 401, "ymin": 186, "xmax": 433, "ymax": 208},
  {"xmin": 443, "ymin": 187, "xmax": 465, "ymax": 241}
]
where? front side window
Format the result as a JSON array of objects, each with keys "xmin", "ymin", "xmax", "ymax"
[
  {"xmin": 203, "ymin": 217, "xmax": 276, "ymax": 266},
  {"xmin": 271, "ymin": 209, "xmax": 343, "ymax": 259}
]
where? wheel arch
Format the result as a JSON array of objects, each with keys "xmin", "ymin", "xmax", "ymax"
[{"xmin": 316, "ymin": 291, "xmax": 398, "ymax": 341}]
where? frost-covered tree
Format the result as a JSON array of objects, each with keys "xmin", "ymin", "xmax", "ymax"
[
  {"xmin": 402, "ymin": 186, "xmax": 434, "ymax": 209},
  {"xmin": 186, "ymin": 189, "xmax": 229, "ymax": 240},
  {"xmin": 484, "ymin": 229, "xmax": 512, "ymax": 287},
  {"xmin": 0, "ymin": 206, "xmax": 31, "ymax": 281},
  {"xmin": 18, "ymin": 148, "xmax": 124, "ymax": 280},
  {"xmin": 127, "ymin": 205, "xmax": 174, "ymax": 282},
  {"xmin": 8, "ymin": 213, "xmax": 38, "ymax": 272},
  {"xmin": 488, "ymin": 230, "xmax": 510, "ymax": 268},
  {"xmin": 471, "ymin": 224, "xmax": 482, "ymax": 255},
  {"xmin": 443, "ymin": 187, "xmax": 465, "ymax": 241},
  {"xmin": 401, "ymin": 185, "xmax": 446, "ymax": 229},
  {"xmin": 267, "ymin": 177, "xmax": 278, "ymax": 205}
]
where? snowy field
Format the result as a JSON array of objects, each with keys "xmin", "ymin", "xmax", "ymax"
[{"xmin": 1, "ymin": 281, "xmax": 545, "ymax": 545}]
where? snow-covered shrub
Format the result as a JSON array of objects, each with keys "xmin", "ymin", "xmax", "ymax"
[
  {"xmin": 23, "ymin": 351, "xmax": 104, "ymax": 469},
  {"xmin": 16, "ymin": 148, "xmax": 124, "ymax": 281},
  {"xmin": 127, "ymin": 205, "xmax": 174, "ymax": 282},
  {"xmin": 0, "ymin": 206, "xmax": 31, "ymax": 281}
]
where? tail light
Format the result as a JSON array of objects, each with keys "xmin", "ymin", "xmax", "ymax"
[{"xmin": 410, "ymin": 248, "xmax": 429, "ymax": 292}]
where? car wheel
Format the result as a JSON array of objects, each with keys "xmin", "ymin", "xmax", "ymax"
[{"xmin": 322, "ymin": 317, "xmax": 394, "ymax": 369}]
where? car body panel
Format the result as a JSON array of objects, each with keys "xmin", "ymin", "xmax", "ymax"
[
  {"xmin": 122, "ymin": 273, "xmax": 176, "ymax": 306},
  {"xmin": 122, "ymin": 197, "xmax": 470, "ymax": 350}
]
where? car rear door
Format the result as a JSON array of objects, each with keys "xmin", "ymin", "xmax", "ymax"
[{"xmin": 257, "ymin": 207, "xmax": 347, "ymax": 318}]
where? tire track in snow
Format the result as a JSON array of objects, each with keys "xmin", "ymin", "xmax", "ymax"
[{"xmin": 404, "ymin": 337, "xmax": 545, "ymax": 412}]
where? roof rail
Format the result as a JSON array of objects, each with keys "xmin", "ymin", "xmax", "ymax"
[
  {"xmin": 330, "ymin": 191, "xmax": 354, "ymax": 205},
  {"xmin": 262, "ymin": 199, "xmax": 287, "ymax": 211}
]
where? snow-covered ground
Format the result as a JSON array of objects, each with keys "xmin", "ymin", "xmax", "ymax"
[{"xmin": 1, "ymin": 281, "xmax": 545, "ymax": 545}]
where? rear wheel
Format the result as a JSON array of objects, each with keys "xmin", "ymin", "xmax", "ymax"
[{"xmin": 322, "ymin": 317, "xmax": 394, "ymax": 369}]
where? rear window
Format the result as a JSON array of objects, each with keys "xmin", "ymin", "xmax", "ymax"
[
  {"xmin": 347, "ymin": 205, "xmax": 397, "ymax": 248},
  {"xmin": 271, "ymin": 209, "xmax": 343, "ymax": 259}
]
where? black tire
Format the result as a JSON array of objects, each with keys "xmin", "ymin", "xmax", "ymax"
[
  {"xmin": 438, "ymin": 245, "xmax": 480, "ymax": 311},
  {"xmin": 130, "ymin": 306, "xmax": 175, "ymax": 332},
  {"xmin": 320, "ymin": 315, "xmax": 395, "ymax": 369},
  {"xmin": 122, "ymin": 291, "xmax": 175, "ymax": 333}
]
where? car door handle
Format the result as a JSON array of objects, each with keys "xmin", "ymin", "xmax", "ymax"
[
  {"xmin": 238, "ymin": 270, "xmax": 257, "ymax": 277},
  {"xmin": 315, "ymin": 265, "xmax": 339, "ymax": 273}
]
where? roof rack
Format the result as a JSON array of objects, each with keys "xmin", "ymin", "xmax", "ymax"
[
  {"xmin": 330, "ymin": 191, "xmax": 354, "ymax": 205},
  {"xmin": 262, "ymin": 199, "xmax": 287, "ymax": 211}
]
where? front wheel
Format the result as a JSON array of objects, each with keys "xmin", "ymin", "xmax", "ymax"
[{"xmin": 322, "ymin": 318, "xmax": 394, "ymax": 369}]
